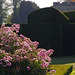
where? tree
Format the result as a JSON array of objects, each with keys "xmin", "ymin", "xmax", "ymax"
[
  {"xmin": 0, "ymin": 0, "xmax": 3, "ymax": 24},
  {"xmin": 2, "ymin": 0, "xmax": 13, "ymax": 24},
  {"xmin": 10, "ymin": 0, "xmax": 22, "ymax": 23},
  {"xmin": 0, "ymin": 0, "xmax": 13, "ymax": 24},
  {"xmin": 11, "ymin": 0, "xmax": 39, "ymax": 23}
]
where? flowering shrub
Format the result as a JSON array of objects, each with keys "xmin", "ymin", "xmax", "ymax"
[{"xmin": 0, "ymin": 24, "xmax": 56, "ymax": 75}]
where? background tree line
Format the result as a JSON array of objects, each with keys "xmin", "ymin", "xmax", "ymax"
[{"xmin": 0, "ymin": 0, "xmax": 39, "ymax": 24}]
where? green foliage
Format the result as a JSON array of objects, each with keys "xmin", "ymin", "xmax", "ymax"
[
  {"xmin": 1, "ymin": 63, "xmax": 72, "ymax": 75},
  {"xmin": 28, "ymin": 7, "xmax": 69, "ymax": 24},
  {"xmin": 0, "ymin": 46, "xmax": 49, "ymax": 75},
  {"xmin": 6, "ymin": 15, "xmax": 13, "ymax": 24},
  {"xmin": 49, "ymin": 65, "xmax": 73, "ymax": 75},
  {"xmin": 10, "ymin": 61, "xmax": 46, "ymax": 75},
  {"xmin": 31, "ymin": 1, "xmax": 39, "ymax": 9},
  {"xmin": 63, "ymin": 10, "xmax": 75, "ymax": 23}
]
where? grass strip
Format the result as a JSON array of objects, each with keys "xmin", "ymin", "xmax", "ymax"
[{"xmin": 47, "ymin": 65, "xmax": 73, "ymax": 75}]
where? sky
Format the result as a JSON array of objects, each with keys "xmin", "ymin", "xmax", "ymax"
[
  {"xmin": 26, "ymin": 0, "xmax": 58, "ymax": 8},
  {"xmin": 6, "ymin": 0, "xmax": 62, "ymax": 8},
  {"xmin": 6, "ymin": 0, "xmax": 62, "ymax": 15}
]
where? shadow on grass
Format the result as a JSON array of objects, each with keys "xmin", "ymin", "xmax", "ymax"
[
  {"xmin": 51, "ymin": 55, "xmax": 75, "ymax": 65},
  {"xmin": 50, "ymin": 56, "xmax": 75, "ymax": 74}
]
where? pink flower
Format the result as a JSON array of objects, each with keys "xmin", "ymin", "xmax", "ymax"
[
  {"xmin": 7, "ymin": 62, "xmax": 12, "ymax": 66},
  {"xmin": 45, "ymin": 62, "xmax": 49, "ymax": 68},
  {"xmin": 50, "ymin": 70, "xmax": 56, "ymax": 73},
  {"xmin": 41, "ymin": 63, "xmax": 45, "ymax": 69},
  {"xmin": 0, "ymin": 59, "xmax": 3, "ymax": 61},
  {"xmin": 3, "ymin": 56, "xmax": 13, "ymax": 62},
  {"xmin": 46, "ymin": 49, "xmax": 54, "ymax": 56},
  {"xmin": 33, "ymin": 41, "xmax": 39, "ymax": 48},
  {"xmin": 12, "ymin": 55, "xmax": 20, "ymax": 62},
  {"xmin": 5, "ymin": 45, "xmax": 11, "ymax": 47},
  {"xmin": 0, "ymin": 62, "xmax": 3, "ymax": 65},
  {"xmin": 27, "ymin": 66, "xmax": 30, "ymax": 70},
  {"xmin": 1, "ymin": 24, "xmax": 5, "ymax": 28},
  {"xmin": 12, "ymin": 24, "xmax": 20, "ymax": 31},
  {"xmin": 46, "ymin": 56, "xmax": 52, "ymax": 62},
  {"xmin": 42, "ymin": 59, "xmax": 49, "ymax": 68},
  {"xmin": 16, "ymin": 30, "xmax": 19, "ymax": 33},
  {"xmin": 14, "ymin": 42, "xmax": 19, "ymax": 46},
  {"xmin": 38, "ymin": 50, "xmax": 47, "ymax": 60},
  {"xmin": 38, "ymin": 49, "xmax": 46, "ymax": 56},
  {"xmin": 20, "ymin": 34, "xmax": 25, "ymax": 38},
  {"xmin": 21, "ymin": 41, "xmax": 29, "ymax": 46},
  {"xmin": 0, "ymin": 50, "xmax": 5, "ymax": 53},
  {"xmin": 23, "ymin": 56, "xmax": 27, "ymax": 60},
  {"xmin": 1, "ymin": 36, "xmax": 6, "ymax": 40},
  {"xmin": 28, "ymin": 46, "xmax": 32, "ymax": 51}
]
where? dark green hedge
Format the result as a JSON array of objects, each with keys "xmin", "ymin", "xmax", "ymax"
[
  {"xmin": 63, "ymin": 23, "xmax": 75, "ymax": 55},
  {"xmin": 28, "ymin": 7, "xmax": 70, "ymax": 24},
  {"xmin": 21, "ymin": 23, "xmax": 75, "ymax": 56},
  {"xmin": 0, "ymin": 24, "xmax": 63, "ymax": 56},
  {"xmin": 63, "ymin": 10, "xmax": 75, "ymax": 23},
  {"xmin": 1, "ymin": 23, "xmax": 75, "ymax": 56},
  {"xmin": 21, "ymin": 23, "xmax": 63, "ymax": 56}
]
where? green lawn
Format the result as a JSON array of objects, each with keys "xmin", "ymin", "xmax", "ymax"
[{"xmin": 51, "ymin": 56, "xmax": 75, "ymax": 75}]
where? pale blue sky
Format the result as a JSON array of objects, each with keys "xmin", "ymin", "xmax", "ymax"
[
  {"xmin": 26, "ymin": 0, "xmax": 58, "ymax": 8},
  {"xmin": 7, "ymin": 0, "xmax": 64, "ymax": 8}
]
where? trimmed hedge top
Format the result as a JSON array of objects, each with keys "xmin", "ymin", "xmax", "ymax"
[
  {"xmin": 28, "ymin": 7, "xmax": 70, "ymax": 24},
  {"xmin": 63, "ymin": 10, "xmax": 75, "ymax": 23}
]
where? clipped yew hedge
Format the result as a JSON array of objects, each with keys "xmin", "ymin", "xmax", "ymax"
[
  {"xmin": 20, "ymin": 23, "xmax": 63, "ymax": 56},
  {"xmin": 2, "ymin": 23, "xmax": 75, "ymax": 56},
  {"xmin": 1, "ymin": 23, "xmax": 75, "ymax": 56},
  {"xmin": 0, "ymin": 23, "xmax": 63, "ymax": 56},
  {"xmin": 28, "ymin": 7, "xmax": 70, "ymax": 24},
  {"xmin": 63, "ymin": 10, "xmax": 75, "ymax": 23}
]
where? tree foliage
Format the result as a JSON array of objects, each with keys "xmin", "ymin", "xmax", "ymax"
[
  {"xmin": 10, "ymin": 0, "xmax": 39, "ymax": 24},
  {"xmin": 2, "ymin": 1, "xmax": 12, "ymax": 24},
  {"xmin": 0, "ymin": 0, "xmax": 12, "ymax": 24},
  {"xmin": 0, "ymin": 0, "xmax": 3, "ymax": 24}
]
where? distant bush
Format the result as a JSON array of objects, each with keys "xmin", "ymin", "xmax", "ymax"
[
  {"xmin": 28, "ymin": 7, "xmax": 70, "ymax": 24},
  {"xmin": 9, "ymin": 0, "xmax": 39, "ymax": 24},
  {"xmin": 63, "ymin": 10, "xmax": 75, "ymax": 23}
]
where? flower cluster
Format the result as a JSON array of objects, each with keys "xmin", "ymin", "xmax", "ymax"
[{"xmin": 0, "ymin": 24, "xmax": 55, "ymax": 75}]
